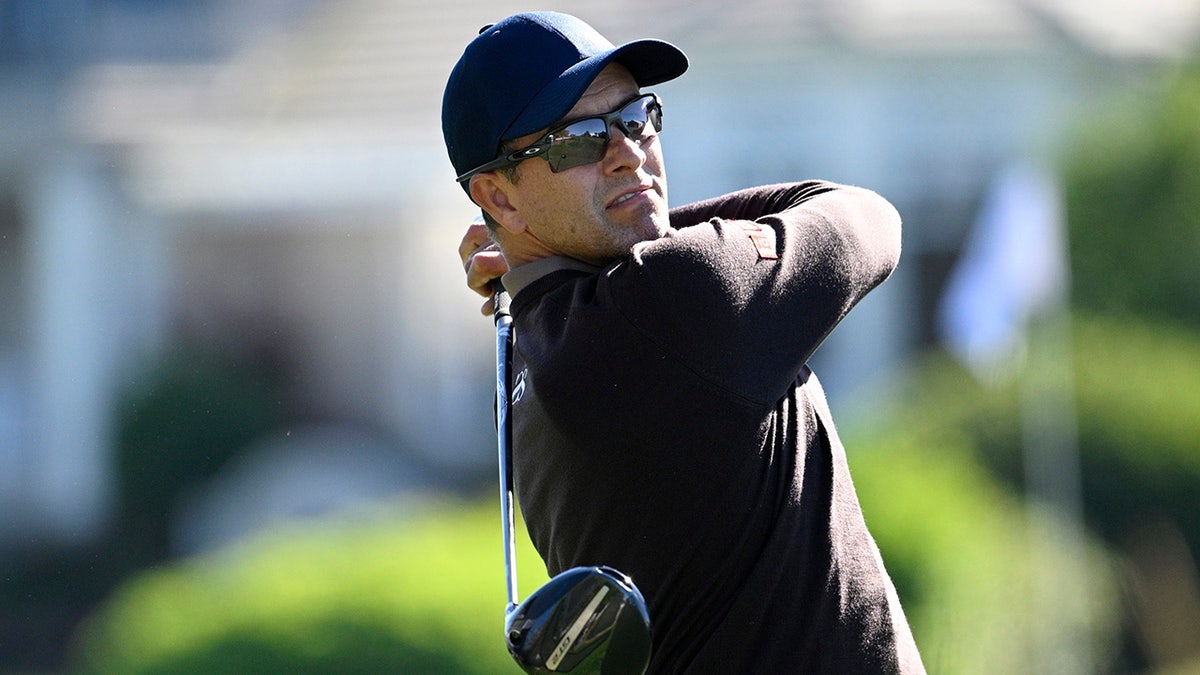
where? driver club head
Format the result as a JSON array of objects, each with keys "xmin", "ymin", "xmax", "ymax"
[{"xmin": 505, "ymin": 566, "xmax": 652, "ymax": 674}]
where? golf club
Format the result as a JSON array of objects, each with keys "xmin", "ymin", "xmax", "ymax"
[{"xmin": 494, "ymin": 283, "xmax": 653, "ymax": 674}]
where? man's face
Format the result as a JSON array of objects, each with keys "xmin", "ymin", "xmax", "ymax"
[{"xmin": 502, "ymin": 64, "xmax": 670, "ymax": 266}]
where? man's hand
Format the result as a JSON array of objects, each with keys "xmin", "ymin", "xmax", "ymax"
[{"xmin": 458, "ymin": 218, "xmax": 510, "ymax": 315}]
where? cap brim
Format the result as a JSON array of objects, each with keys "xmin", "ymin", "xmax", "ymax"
[{"xmin": 504, "ymin": 38, "xmax": 688, "ymax": 141}]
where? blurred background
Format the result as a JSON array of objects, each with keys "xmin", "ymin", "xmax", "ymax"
[{"xmin": 1, "ymin": 0, "xmax": 1198, "ymax": 673}]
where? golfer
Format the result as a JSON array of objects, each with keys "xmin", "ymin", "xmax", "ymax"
[{"xmin": 444, "ymin": 11, "xmax": 925, "ymax": 673}]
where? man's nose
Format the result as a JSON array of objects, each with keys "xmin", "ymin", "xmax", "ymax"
[{"xmin": 603, "ymin": 123, "xmax": 647, "ymax": 171}]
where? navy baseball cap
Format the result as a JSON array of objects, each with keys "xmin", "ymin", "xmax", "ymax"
[{"xmin": 442, "ymin": 12, "xmax": 688, "ymax": 191}]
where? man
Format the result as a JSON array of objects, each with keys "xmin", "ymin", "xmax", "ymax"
[{"xmin": 443, "ymin": 11, "xmax": 924, "ymax": 673}]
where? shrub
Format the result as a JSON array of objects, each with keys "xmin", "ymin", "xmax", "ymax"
[
  {"xmin": 1064, "ymin": 63, "xmax": 1200, "ymax": 328},
  {"xmin": 69, "ymin": 500, "xmax": 549, "ymax": 675},
  {"xmin": 72, "ymin": 445, "xmax": 1119, "ymax": 674},
  {"xmin": 113, "ymin": 344, "xmax": 284, "ymax": 564},
  {"xmin": 851, "ymin": 312, "xmax": 1200, "ymax": 671},
  {"xmin": 848, "ymin": 411, "xmax": 1119, "ymax": 674}
]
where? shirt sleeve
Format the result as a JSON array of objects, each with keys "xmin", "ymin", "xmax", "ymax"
[
  {"xmin": 667, "ymin": 181, "xmax": 840, "ymax": 229},
  {"xmin": 609, "ymin": 181, "xmax": 901, "ymax": 405}
]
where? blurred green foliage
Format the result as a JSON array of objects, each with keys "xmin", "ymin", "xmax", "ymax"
[
  {"xmin": 853, "ymin": 311, "xmax": 1200, "ymax": 672},
  {"xmin": 1053, "ymin": 56, "xmax": 1200, "ymax": 609},
  {"xmin": 0, "ymin": 344, "xmax": 287, "ymax": 670},
  {"xmin": 71, "ymin": 465, "xmax": 1113, "ymax": 675},
  {"xmin": 113, "ymin": 344, "xmax": 284, "ymax": 564},
  {"xmin": 1071, "ymin": 316, "xmax": 1200, "ymax": 553},
  {"xmin": 871, "ymin": 315, "xmax": 1200, "ymax": 557},
  {"xmin": 1064, "ymin": 62, "xmax": 1200, "ymax": 327},
  {"xmin": 69, "ymin": 500, "xmax": 550, "ymax": 674},
  {"xmin": 852, "ymin": 430, "xmax": 1117, "ymax": 674}
]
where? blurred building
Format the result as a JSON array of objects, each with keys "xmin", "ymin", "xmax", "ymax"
[{"xmin": 1, "ymin": 0, "xmax": 1196, "ymax": 551}]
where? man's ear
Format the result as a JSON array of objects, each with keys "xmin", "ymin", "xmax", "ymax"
[{"xmin": 469, "ymin": 174, "xmax": 526, "ymax": 235}]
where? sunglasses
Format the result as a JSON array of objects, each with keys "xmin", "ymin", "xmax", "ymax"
[{"xmin": 457, "ymin": 93, "xmax": 663, "ymax": 183}]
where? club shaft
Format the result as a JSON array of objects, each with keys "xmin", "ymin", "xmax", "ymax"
[{"xmin": 495, "ymin": 285, "xmax": 519, "ymax": 612}]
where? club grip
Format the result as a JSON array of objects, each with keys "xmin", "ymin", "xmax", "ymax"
[{"xmin": 493, "ymin": 281, "xmax": 512, "ymax": 324}]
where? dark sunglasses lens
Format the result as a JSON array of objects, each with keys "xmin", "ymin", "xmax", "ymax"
[
  {"xmin": 547, "ymin": 118, "xmax": 609, "ymax": 172},
  {"xmin": 620, "ymin": 98, "xmax": 660, "ymax": 139},
  {"xmin": 544, "ymin": 97, "xmax": 661, "ymax": 173}
]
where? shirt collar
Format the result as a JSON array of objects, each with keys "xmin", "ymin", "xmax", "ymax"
[{"xmin": 501, "ymin": 256, "xmax": 601, "ymax": 299}]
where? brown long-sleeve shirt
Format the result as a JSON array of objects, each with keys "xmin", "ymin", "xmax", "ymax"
[{"xmin": 501, "ymin": 181, "xmax": 924, "ymax": 674}]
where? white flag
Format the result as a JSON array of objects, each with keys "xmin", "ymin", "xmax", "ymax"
[{"xmin": 936, "ymin": 163, "xmax": 1069, "ymax": 382}]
